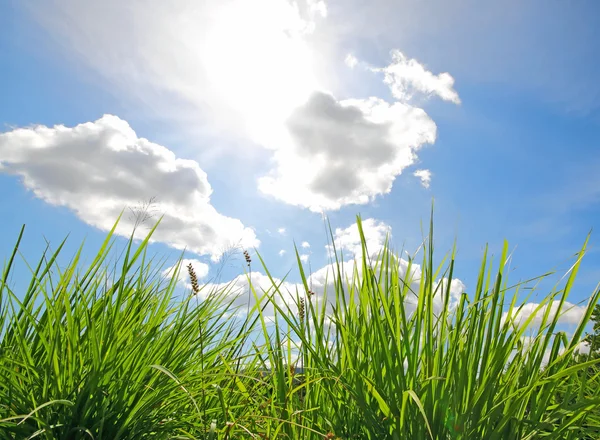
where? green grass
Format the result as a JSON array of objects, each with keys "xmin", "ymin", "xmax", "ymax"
[{"xmin": 1, "ymin": 212, "xmax": 600, "ymax": 439}]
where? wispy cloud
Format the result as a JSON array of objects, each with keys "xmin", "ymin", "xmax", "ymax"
[
  {"xmin": 345, "ymin": 53, "xmax": 358, "ymax": 69},
  {"xmin": 413, "ymin": 169, "xmax": 432, "ymax": 188},
  {"xmin": 372, "ymin": 50, "xmax": 461, "ymax": 104}
]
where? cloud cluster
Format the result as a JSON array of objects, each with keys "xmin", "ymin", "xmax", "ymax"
[
  {"xmin": 259, "ymin": 52, "xmax": 459, "ymax": 211},
  {"xmin": 326, "ymin": 217, "xmax": 393, "ymax": 259},
  {"xmin": 316, "ymin": 219, "xmax": 463, "ymax": 313},
  {"xmin": 0, "ymin": 115, "xmax": 259, "ymax": 261},
  {"xmin": 503, "ymin": 300, "xmax": 587, "ymax": 328},
  {"xmin": 200, "ymin": 246, "xmax": 464, "ymax": 321},
  {"xmin": 201, "ymin": 271, "xmax": 299, "ymax": 319},
  {"xmin": 195, "ymin": 218, "xmax": 465, "ymax": 319},
  {"xmin": 27, "ymin": 1, "xmax": 459, "ymax": 212}
]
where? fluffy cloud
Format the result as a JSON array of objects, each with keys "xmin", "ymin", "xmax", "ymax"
[
  {"xmin": 163, "ymin": 259, "xmax": 210, "ymax": 287},
  {"xmin": 503, "ymin": 300, "xmax": 587, "ymax": 328},
  {"xmin": 373, "ymin": 50, "xmax": 461, "ymax": 104},
  {"xmin": 199, "ymin": 255, "xmax": 422, "ymax": 320},
  {"xmin": 291, "ymin": 247, "xmax": 460, "ymax": 317},
  {"xmin": 202, "ymin": 271, "xmax": 299, "ymax": 319},
  {"xmin": 328, "ymin": 218, "xmax": 393, "ymax": 258},
  {"xmin": 435, "ymin": 277, "xmax": 466, "ymax": 308},
  {"xmin": 194, "ymin": 218, "xmax": 464, "ymax": 320},
  {"xmin": 0, "ymin": 115, "xmax": 259, "ymax": 260},
  {"xmin": 259, "ymin": 91, "xmax": 439, "ymax": 211},
  {"xmin": 413, "ymin": 169, "xmax": 432, "ymax": 188},
  {"xmin": 301, "ymin": 241, "xmax": 311, "ymax": 248},
  {"xmin": 258, "ymin": 51, "xmax": 459, "ymax": 211},
  {"xmin": 514, "ymin": 337, "xmax": 590, "ymax": 368},
  {"xmin": 29, "ymin": 2, "xmax": 458, "ymax": 211},
  {"xmin": 278, "ymin": 249, "xmax": 287, "ymax": 257}
]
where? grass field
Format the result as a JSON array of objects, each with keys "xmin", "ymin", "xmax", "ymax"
[{"xmin": 1, "ymin": 214, "xmax": 600, "ymax": 439}]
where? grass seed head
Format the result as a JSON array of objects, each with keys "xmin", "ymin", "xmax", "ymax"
[
  {"xmin": 299, "ymin": 297, "xmax": 305, "ymax": 322},
  {"xmin": 187, "ymin": 262, "xmax": 200, "ymax": 295}
]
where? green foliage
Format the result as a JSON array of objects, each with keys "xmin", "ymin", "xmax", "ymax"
[
  {"xmin": 583, "ymin": 304, "xmax": 600, "ymax": 355},
  {"xmin": 563, "ymin": 302, "xmax": 600, "ymax": 438},
  {"xmin": 0, "ymin": 218, "xmax": 262, "ymax": 439},
  {"xmin": 1, "ymin": 213, "xmax": 599, "ymax": 439}
]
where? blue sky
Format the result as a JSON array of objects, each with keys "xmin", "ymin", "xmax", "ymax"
[{"xmin": 1, "ymin": 0, "xmax": 599, "ymax": 328}]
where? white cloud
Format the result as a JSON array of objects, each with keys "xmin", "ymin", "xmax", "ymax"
[
  {"xmin": 258, "ymin": 43, "xmax": 458, "ymax": 213},
  {"xmin": 373, "ymin": 50, "xmax": 461, "ymax": 104},
  {"xmin": 413, "ymin": 169, "xmax": 432, "ymax": 188},
  {"xmin": 28, "ymin": 2, "xmax": 462, "ymax": 216},
  {"xmin": 515, "ymin": 337, "xmax": 591, "ymax": 369},
  {"xmin": 202, "ymin": 271, "xmax": 298, "ymax": 319},
  {"xmin": 307, "ymin": 0, "xmax": 327, "ymax": 18},
  {"xmin": 575, "ymin": 340, "xmax": 591, "ymax": 355},
  {"xmin": 278, "ymin": 227, "xmax": 287, "ymax": 235},
  {"xmin": 163, "ymin": 258, "xmax": 210, "ymax": 286},
  {"xmin": 258, "ymin": 92, "xmax": 439, "ymax": 211},
  {"xmin": 203, "ymin": 255, "xmax": 420, "ymax": 321},
  {"xmin": 29, "ymin": 3, "xmax": 459, "ymax": 214},
  {"xmin": 303, "ymin": 247, "xmax": 457, "ymax": 317},
  {"xmin": 345, "ymin": 53, "xmax": 358, "ymax": 68},
  {"xmin": 300, "ymin": 254, "xmax": 310, "ymax": 263},
  {"xmin": 435, "ymin": 277, "xmax": 466, "ymax": 307},
  {"xmin": 328, "ymin": 218, "xmax": 392, "ymax": 258},
  {"xmin": 279, "ymin": 249, "xmax": 287, "ymax": 256},
  {"xmin": 0, "ymin": 116, "xmax": 259, "ymax": 261},
  {"xmin": 202, "ymin": 218, "xmax": 465, "ymax": 323},
  {"xmin": 503, "ymin": 301, "xmax": 587, "ymax": 328},
  {"xmin": 301, "ymin": 241, "xmax": 311, "ymax": 248}
]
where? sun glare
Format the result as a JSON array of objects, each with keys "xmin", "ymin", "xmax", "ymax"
[{"xmin": 202, "ymin": 0, "xmax": 320, "ymax": 147}]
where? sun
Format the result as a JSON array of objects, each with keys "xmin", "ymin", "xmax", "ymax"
[{"xmin": 202, "ymin": 0, "xmax": 321, "ymax": 147}]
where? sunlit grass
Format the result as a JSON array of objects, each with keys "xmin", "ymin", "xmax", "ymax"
[{"xmin": 1, "ymin": 212, "xmax": 599, "ymax": 439}]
